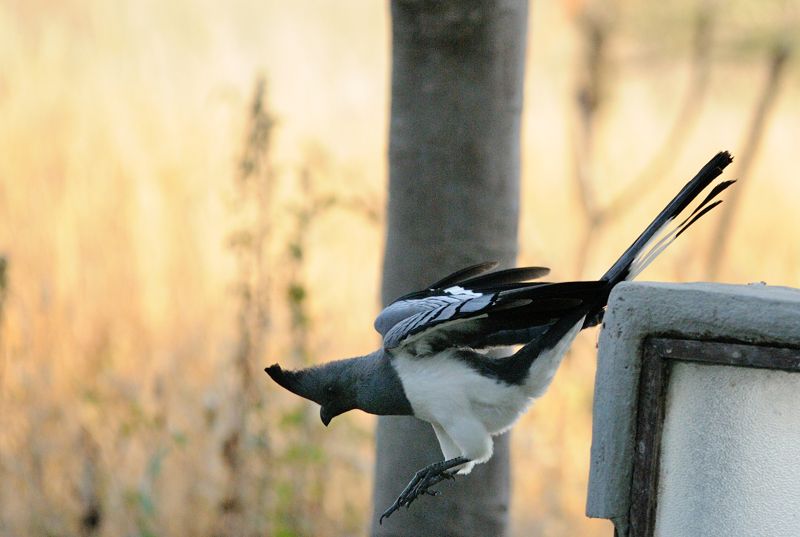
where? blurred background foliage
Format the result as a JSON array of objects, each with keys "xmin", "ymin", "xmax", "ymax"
[{"xmin": 0, "ymin": 0, "xmax": 798, "ymax": 536}]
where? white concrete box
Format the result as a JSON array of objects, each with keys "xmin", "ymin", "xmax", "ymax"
[{"xmin": 587, "ymin": 282, "xmax": 800, "ymax": 537}]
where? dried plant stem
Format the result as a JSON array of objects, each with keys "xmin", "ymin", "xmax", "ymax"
[
  {"xmin": 220, "ymin": 76, "xmax": 275, "ymax": 536},
  {"xmin": 572, "ymin": 10, "xmax": 610, "ymax": 274},
  {"xmin": 0, "ymin": 256, "xmax": 7, "ymax": 384},
  {"xmin": 78, "ymin": 428, "xmax": 102, "ymax": 537},
  {"xmin": 572, "ymin": 10, "xmax": 608, "ymax": 223},
  {"xmin": 603, "ymin": 2, "xmax": 715, "ymax": 218}
]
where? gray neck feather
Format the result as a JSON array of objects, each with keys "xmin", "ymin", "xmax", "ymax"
[{"xmin": 354, "ymin": 350, "xmax": 413, "ymax": 416}]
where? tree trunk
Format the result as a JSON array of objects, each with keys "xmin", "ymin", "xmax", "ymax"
[{"xmin": 371, "ymin": 1, "xmax": 528, "ymax": 535}]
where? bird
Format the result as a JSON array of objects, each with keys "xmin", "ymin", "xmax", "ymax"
[{"xmin": 265, "ymin": 151, "xmax": 734, "ymax": 523}]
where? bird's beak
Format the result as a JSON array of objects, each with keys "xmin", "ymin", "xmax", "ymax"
[{"xmin": 320, "ymin": 407, "xmax": 332, "ymax": 427}]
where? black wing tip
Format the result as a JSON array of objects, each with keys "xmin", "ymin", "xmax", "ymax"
[
  {"xmin": 458, "ymin": 265, "xmax": 551, "ymax": 290},
  {"xmin": 426, "ymin": 261, "xmax": 499, "ymax": 290},
  {"xmin": 499, "ymin": 280, "xmax": 608, "ymax": 299},
  {"xmin": 512, "ymin": 266, "xmax": 551, "ymax": 280}
]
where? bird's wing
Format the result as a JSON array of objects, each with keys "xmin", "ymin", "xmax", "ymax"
[
  {"xmin": 375, "ymin": 262, "xmax": 604, "ymax": 352},
  {"xmin": 423, "ymin": 261, "xmax": 500, "ymax": 291},
  {"xmin": 390, "ymin": 263, "xmax": 551, "ymax": 303},
  {"xmin": 378, "ymin": 290, "xmax": 495, "ymax": 350},
  {"xmin": 374, "ymin": 263, "xmax": 549, "ymax": 339}
]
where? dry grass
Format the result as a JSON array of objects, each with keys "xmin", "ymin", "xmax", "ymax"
[{"xmin": 0, "ymin": 1, "xmax": 797, "ymax": 536}]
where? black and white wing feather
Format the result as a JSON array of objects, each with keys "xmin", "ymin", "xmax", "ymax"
[
  {"xmin": 375, "ymin": 263, "xmax": 547, "ymax": 349},
  {"xmin": 374, "ymin": 263, "xmax": 606, "ymax": 352},
  {"xmin": 378, "ymin": 288, "xmax": 493, "ymax": 349}
]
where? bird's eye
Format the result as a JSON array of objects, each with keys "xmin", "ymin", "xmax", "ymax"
[{"xmin": 325, "ymin": 385, "xmax": 336, "ymax": 395}]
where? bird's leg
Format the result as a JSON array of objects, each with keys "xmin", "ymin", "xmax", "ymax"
[{"xmin": 379, "ymin": 456, "xmax": 469, "ymax": 524}]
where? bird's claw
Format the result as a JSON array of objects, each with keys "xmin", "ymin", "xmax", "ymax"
[
  {"xmin": 379, "ymin": 466, "xmax": 455, "ymax": 524},
  {"xmin": 379, "ymin": 501, "xmax": 401, "ymax": 524}
]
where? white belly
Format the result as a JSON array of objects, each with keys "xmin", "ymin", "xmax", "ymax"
[
  {"xmin": 392, "ymin": 349, "xmax": 533, "ymax": 436},
  {"xmin": 392, "ymin": 318, "xmax": 584, "ymax": 436}
]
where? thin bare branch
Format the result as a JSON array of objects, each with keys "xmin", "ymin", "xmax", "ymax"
[
  {"xmin": 603, "ymin": 2, "xmax": 715, "ymax": 217},
  {"xmin": 572, "ymin": 11, "xmax": 610, "ymax": 224},
  {"xmin": 219, "ymin": 75, "xmax": 275, "ymax": 535},
  {"xmin": 705, "ymin": 42, "xmax": 792, "ymax": 279},
  {"xmin": 571, "ymin": 3, "xmax": 716, "ymax": 277},
  {"xmin": 572, "ymin": 10, "xmax": 612, "ymax": 276}
]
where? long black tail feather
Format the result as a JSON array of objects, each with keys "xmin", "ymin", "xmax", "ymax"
[
  {"xmin": 502, "ymin": 152, "xmax": 734, "ymax": 383},
  {"xmin": 601, "ymin": 151, "xmax": 734, "ymax": 285}
]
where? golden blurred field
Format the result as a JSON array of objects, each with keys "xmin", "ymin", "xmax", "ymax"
[{"xmin": 0, "ymin": 1, "xmax": 798, "ymax": 536}]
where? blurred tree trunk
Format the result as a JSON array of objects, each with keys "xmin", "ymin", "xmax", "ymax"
[{"xmin": 371, "ymin": 1, "xmax": 528, "ymax": 536}]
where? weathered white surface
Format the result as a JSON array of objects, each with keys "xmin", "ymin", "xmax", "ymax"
[
  {"xmin": 655, "ymin": 362, "xmax": 800, "ymax": 537},
  {"xmin": 587, "ymin": 282, "xmax": 800, "ymax": 526}
]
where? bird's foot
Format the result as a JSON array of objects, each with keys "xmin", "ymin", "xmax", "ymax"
[{"xmin": 379, "ymin": 456, "xmax": 469, "ymax": 524}]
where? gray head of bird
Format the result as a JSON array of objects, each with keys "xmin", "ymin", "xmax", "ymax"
[
  {"xmin": 265, "ymin": 359, "xmax": 361, "ymax": 426},
  {"xmin": 265, "ymin": 351, "xmax": 411, "ymax": 425}
]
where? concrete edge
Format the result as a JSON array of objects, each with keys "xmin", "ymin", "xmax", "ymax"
[{"xmin": 586, "ymin": 281, "xmax": 800, "ymax": 521}]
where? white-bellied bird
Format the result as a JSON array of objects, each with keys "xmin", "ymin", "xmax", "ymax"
[{"xmin": 266, "ymin": 151, "xmax": 734, "ymax": 522}]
